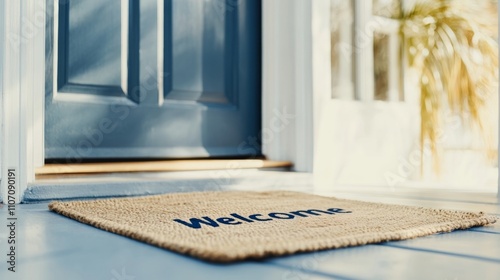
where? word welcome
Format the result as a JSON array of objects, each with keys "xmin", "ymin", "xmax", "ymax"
[{"xmin": 173, "ymin": 208, "xmax": 352, "ymax": 229}]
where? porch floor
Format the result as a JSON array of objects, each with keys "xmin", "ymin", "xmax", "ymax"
[{"xmin": 1, "ymin": 172, "xmax": 500, "ymax": 280}]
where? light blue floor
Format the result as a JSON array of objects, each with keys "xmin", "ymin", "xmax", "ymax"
[{"xmin": 1, "ymin": 183, "xmax": 499, "ymax": 280}]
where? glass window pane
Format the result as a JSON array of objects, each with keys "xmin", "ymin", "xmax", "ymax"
[
  {"xmin": 373, "ymin": 0, "xmax": 401, "ymax": 18},
  {"xmin": 331, "ymin": 0, "xmax": 355, "ymax": 100}
]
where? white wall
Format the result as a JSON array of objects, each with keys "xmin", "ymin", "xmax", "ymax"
[
  {"xmin": 314, "ymin": 101, "xmax": 497, "ymax": 192},
  {"xmin": 314, "ymin": 101, "xmax": 419, "ymax": 188}
]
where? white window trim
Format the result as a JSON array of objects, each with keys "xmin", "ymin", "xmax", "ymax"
[
  {"xmin": 353, "ymin": 0, "xmax": 375, "ymax": 101},
  {"xmin": 1, "ymin": 0, "xmax": 315, "ymax": 203}
]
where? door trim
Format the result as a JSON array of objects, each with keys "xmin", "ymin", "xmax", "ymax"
[
  {"xmin": 261, "ymin": 0, "xmax": 314, "ymax": 172},
  {"xmin": 1, "ymin": 0, "xmax": 315, "ymax": 203},
  {"xmin": 1, "ymin": 0, "xmax": 45, "ymax": 203}
]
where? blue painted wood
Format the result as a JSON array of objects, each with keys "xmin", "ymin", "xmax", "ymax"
[
  {"xmin": 164, "ymin": 0, "xmax": 236, "ymax": 105},
  {"xmin": 329, "ymin": 192, "xmax": 500, "ymax": 215},
  {"xmin": 4, "ymin": 184, "xmax": 500, "ymax": 279},
  {"xmin": 45, "ymin": 0, "xmax": 262, "ymax": 160},
  {"xmin": 470, "ymin": 222, "xmax": 500, "ymax": 234},
  {"xmin": 0, "ymin": 204, "xmax": 332, "ymax": 280},
  {"xmin": 2, "ymin": 202, "xmax": 500, "ymax": 280},
  {"xmin": 381, "ymin": 230, "xmax": 500, "ymax": 262},
  {"xmin": 270, "ymin": 243, "xmax": 500, "ymax": 280},
  {"xmin": 57, "ymin": 0, "xmax": 127, "ymax": 97}
]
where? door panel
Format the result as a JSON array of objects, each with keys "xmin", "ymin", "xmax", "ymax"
[
  {"xmin": 45, "ymin": 0, "xmax": 261, "ymax": 160},
  {"xmin": 166, "ymin": 0, "xmax": 232, "ymax": 104},
  {"xmin": 66, "ymin": 0, "xmax": 122, "ymax": 87},
  {"xmin": 58, "ymin": 0, "xmax": 128, "ymax": 97}
]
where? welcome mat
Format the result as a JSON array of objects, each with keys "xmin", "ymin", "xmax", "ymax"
[{"xmin": 48, "ymin": 191, "xmax": 497, "ymax": 262}]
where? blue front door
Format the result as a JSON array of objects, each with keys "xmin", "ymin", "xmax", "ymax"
[{"xmin": 45, "ymin": 0, "xmax": 261, "ymax": 160}]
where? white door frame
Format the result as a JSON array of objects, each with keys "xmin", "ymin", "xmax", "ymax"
[
  {"xmin": 261, "ymin": 0, "xmax": 314, "ymax": 173},
  {"xmin": 1, "ymin": 0, "xmax": 46, "ymax": 204},
  {"xmin": 1, "ymin": 0, "xmax": 315, "ymax": 203}
]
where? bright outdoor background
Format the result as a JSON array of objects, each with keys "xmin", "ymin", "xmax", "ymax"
[{"xmin": 327, "ymin": 0, "xmax": 498, "ymax": 191}]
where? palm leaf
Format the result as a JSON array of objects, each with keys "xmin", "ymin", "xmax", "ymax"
[{"xmin": 401, "ymin": 0, "xmax": 498, "ymax": 173}]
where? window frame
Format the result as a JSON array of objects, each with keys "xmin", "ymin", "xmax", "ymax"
[{"xmin": 331, "ymin": 0, "xmax": 403, "ymax": 102}]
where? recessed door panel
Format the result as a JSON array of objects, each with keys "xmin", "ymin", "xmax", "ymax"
[
  {"xmin": 165, "ymin": 0, "xmax": 232, "ymax": 104},
  {"xmin": 58, "ymin": 0, "xmax": 128, "ymax": 97}
]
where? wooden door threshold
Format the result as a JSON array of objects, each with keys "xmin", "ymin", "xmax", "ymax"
[{"xmin": 36, "ymin": 159, "xmax": 293, "ymax": 175}]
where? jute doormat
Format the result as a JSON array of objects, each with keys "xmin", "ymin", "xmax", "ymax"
[{"xmin": 48, "ymin": 191, "xmax": 497, "ymax": 262}]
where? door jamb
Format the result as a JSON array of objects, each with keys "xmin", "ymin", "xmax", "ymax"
[
  {"xmin": 1, "ymin": 0, "xmax": 45, "ymax": 203},
  {"xmin": 261, "ymin": 0, "xmax": 314, "ymax": 173}
]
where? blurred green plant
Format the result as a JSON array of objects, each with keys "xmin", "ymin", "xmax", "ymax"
[{"xmin": 401, "ymin": 0, "xmax": 498, "ymax": 172}]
